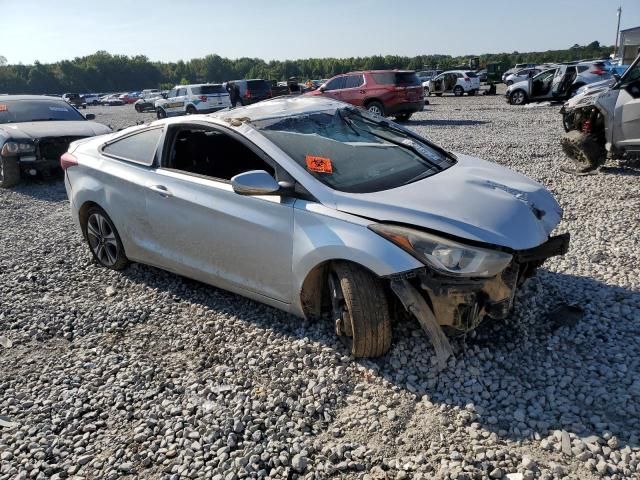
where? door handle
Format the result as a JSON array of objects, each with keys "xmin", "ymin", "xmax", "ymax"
[{"xmin": 148, "ymin": 184, "xmax": 173, "ymax": 198}]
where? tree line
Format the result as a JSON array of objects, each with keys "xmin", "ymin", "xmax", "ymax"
[{"xmin": 0, "ymin": 42, "xmax": 612, "ymax": 94}]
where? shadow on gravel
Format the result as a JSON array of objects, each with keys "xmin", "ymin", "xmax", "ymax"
[
  {"xmin": 117, "ymin": 259, "xmax": 639, "ymax": 449},
  {"xmin": 6, "ymin": 177, "xmax": 67, "ymax": 201},
  {"xmin": 408, "ymin": 119, "xmax": 490, "ymax": 127},
  {"xmin": 600, "ymin": 163, "xmax": 640, "ymax": 177}
]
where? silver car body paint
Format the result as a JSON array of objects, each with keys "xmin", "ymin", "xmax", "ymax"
[{"xmin": 65, "ymin": 96, "xmax": 562, "ymax": 318}]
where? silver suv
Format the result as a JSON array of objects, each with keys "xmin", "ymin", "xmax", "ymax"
[{"xmin": 560, "ymin": 54, "xmax": 640, "ymax": 172}]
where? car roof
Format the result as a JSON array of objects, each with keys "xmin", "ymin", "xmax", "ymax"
[{"xmin": 0, "ymin": 94, "xmax": 68, "ymax": 101}]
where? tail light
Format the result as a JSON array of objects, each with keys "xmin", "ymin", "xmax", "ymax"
[
  {"xmin": 245, "ymin": 89, "xmax": 251, "ymax": 99},
  {"xmin": 592, "ymin": 68, "xmax": 606, "ymax": 75},
  {"xmin": 60, "ymin": 152, "xmax": 78, "ymax": 171},
  {"xmin": 464, "ymin": 77, "xmax": 471, "ymax": 82},
  {"xmin": 199, "ymin": 95, "xmax": 207, "ymax": 102}
]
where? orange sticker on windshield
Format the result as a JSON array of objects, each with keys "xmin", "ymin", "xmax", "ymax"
[
  {"xmin": 0, "ymin": 104, "xmax": 7, "ymax": 112},
  {"xmin": 306, "ymin": 155, "xmax": 333, "ymax": 174}
]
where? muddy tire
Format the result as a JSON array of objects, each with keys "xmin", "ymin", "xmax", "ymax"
[
  {"xmin": 329, "ymin": 262, "xmax": 392, "ymax": 358},
  {"xmin": 0, "ymin": 156, "xmax": 20, "ymax": 188},
  {"xmin": 561, "ymin": 130, "xmax": 605, "ymax": 173}
]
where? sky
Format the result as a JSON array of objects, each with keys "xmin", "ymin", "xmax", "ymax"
[{"xmin": 1, "ymin": 0, "xmax": 638, "ymax": 64}]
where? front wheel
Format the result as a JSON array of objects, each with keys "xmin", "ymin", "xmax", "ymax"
[
  {"xmin": 453, "ymin": 86, "xmax": 464, "ymax": 97},
  {"xmin": 467, "ymin": 89, "xmax": 476, "ymax": 96},
  {"xmin": 329, "ymin": 262, "xmax": 392, "ymax": 358},
  {"xmin": 366, "ymin": 101, "xmax": 385, "ymax": 116},
  {"xmin": 509, "ymin": 90, "xmax": 528, "ymax": 105},
  {"xmin": 186, "ymin": 105, "xmax": 197, "ymax": 115},
  {"xmin": 135, "ymin": 104, "xmax": 142, "ymax": 113},
  {"xmin": 156, "ymin": 108, "xmax": 167, "ymax": 119},
  {"xmin": 0, "ymin": 156, "xmax": 20, "ymax": 188},
  {"xmin": 394, "ymin": 113, "xmax": 413, "ymax": 122},
  {"xmin": 560, "ymin": 130, "xmax": 605, "ymax": 173},
  {"xmin": 83, "ymin": 206, "xmax": 128, "ymax": 270}
]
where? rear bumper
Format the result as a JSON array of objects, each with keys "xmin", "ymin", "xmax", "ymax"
[{"xmin": 386, "ymin": 100, "xmax": 425, "ymax": 115}]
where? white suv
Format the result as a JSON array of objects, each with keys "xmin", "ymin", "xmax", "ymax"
[
  {"xmin": 155, "ymin": 84, "xmax": 231, "ymax": 119},
  {"xmin": 425, "ymin": 71, "xmax": 481, "ymax": 96}
]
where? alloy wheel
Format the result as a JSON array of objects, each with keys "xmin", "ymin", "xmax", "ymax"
[
  {"xmin": 368, "ymin": 105, "xmax": 382, "ymax": 115},
  {"xmin": 512, "ymin": 91, "xmax": 525, "ymax": 105},
  {"xmin": 87, "ymin": 212, "xmax": 119, "ymax": 267}
]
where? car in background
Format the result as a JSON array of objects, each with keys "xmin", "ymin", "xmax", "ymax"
[
  {"xmin": 502, "ymin": 63, "xmax": 537, "ymax": 82},
  {"xmin": 0, "ymin": 95, "xmax": 111, "ymax": 187},
  {"xmin": 62, "ymin": 93, "xmax": 87, "ymax": 109},
  {"xmin": 62, "ymin": 95, "xmax": 568, "ymax": 359},
  {"xmin": 476, "ymin": 69, "xmax": 488, "ymax": 82},
  {"xmin": 154, "ymin": 84, "xmax": 231, "ymax": 118},
  {"xmin": 506, "ymin": 62, "xmax": 612, "ymax": 105},
  {"xmin": 417, "ymin": 69, "xmax": 443, "ymax": 83},
  {"xmin": 425, "ymin": 70, "xmax": 481, "ymax": 96},
  {"xmin": 100, "ymin": 94, "xmax": 125, "ymax": 106},
  {"xmin": 119, "ymin": 93, "xmax": 140, "ymax": 104},
  {"xmin": 307, "ymin": 70, "xmax": 424, "ymax": 121},
  {"xmin": 134, "ymin": 91, "xmax": 165, "ymax": 113},
  {"xmin": 226, "ymin": 79, "xmax": 273, "ymax": 106},
  {"xmin": 82, "ymin": 94, "xmax": 101, "ymax": 106},
  {"xmin": 504, "ymin": 68, "xmax": 541, "ymax": 86}
]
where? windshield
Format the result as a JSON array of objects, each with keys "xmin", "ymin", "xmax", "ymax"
[
  {"xmin": 252, "ymin": 107, "xmax": 456, "ymax": 193},
  {"xmin": 0, "ymin": 99, "xmax": 85, "ymax": 124}
]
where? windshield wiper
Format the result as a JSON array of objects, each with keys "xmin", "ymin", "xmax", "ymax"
[{"xmin": 337, "ymin": 109, "xmax": 360, "ymax": 137}]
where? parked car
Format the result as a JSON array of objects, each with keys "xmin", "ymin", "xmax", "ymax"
[
  {"xmin": 0, "ymin": 95, "xmax": 111, "ymax": 187},
  {"xmin": 100, "ymin": 94, "xmax": 125, "ymax": 106},
  {"xmin": 425, "ymin": 70, "xmax": 481, "ymax": 96},
  {"xmin": 502, "ymin": 63, "xmax": 537, "ymax": 82},
  {"xmin": 417, "ymin": 69, "xmax": 443, "ymax": 83},
  {"xmin": 225, "ymin": 79, "xmax": 273, "ymax": 106},
  {"xmin": 82, "ymin": 94, "xmax": 101, "ymax": 106},
  {"xmin": 154, "ymin": 84, "xmax": 231, "ymax": 119},
  {"xmin": 119, "ymin": 93, "xmax": 140, "ymax": 104},
  {"xmin": 308, "ymin": 70, "xmax": 424, "ymax": 121},
  {"xmin": 560, "ymin": 53, "xmax": 640, "ymax": 172},
  {"xmin": 504, "ymin": 68, "xmax": 541, "ymax": 86},
  {"xmin": 62, "ymin": 96, "xmax": 568, "ymax": 358},
  {"xmin": 134, "ymin": 91, "xmax": 165, "ymax": 113},
  {"xmin": 505, "ymin": 62, "xmax": 612, "ymax": 105},
  {"xmin": 62, "ymin": 93, "xmax": 86, "ymax": 109},
  {"xmin": 476, "ymin": 69, "xmax": 488, "ymax": 82}
]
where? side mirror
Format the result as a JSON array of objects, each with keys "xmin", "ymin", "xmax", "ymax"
[
  {"xmin": 85, "ymin": 113, "xmax": 95, "ymax": 120},
  {"xmin": 231, "ymin": 170, "xmax": 280, "ymax": 196}
]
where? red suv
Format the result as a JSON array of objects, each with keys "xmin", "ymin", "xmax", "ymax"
[{"xmin": 306, "ymin": 70, "xmax": 425, "ymax": 121}]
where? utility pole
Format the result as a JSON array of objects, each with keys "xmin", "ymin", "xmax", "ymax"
[{"xmin": 614, "ymin": 6, "xmax": 622, "ymax": 59}]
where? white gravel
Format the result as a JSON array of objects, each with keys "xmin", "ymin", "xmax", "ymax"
[{"xmin": 1, "ymin": 91, "xmax": 639, "ymax": 480}]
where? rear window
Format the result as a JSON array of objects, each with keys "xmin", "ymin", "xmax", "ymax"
[
  {"xmin": 465, "ymin": 71, "xmax": 478, "ymax": 78},
  {"xmin": 192, "ymin": 85, "xmax": 226, "ymax": 95},
  {"xmin": 247, "ymin": 80, "xmax": 272, "ymax": 93},
  {"xmin": 372, "ymin": 72, "xmax": 420, "ymax": 86}
]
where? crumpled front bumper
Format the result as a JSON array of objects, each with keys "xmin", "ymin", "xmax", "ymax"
[{"xmin": 390, "ymin": 233, "xmax": 570, "ymax": 332}]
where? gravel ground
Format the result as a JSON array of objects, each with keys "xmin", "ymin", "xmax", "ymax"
[{"xmin": 1, "ymin": 91, "xmax": 639, "ymax": 480}]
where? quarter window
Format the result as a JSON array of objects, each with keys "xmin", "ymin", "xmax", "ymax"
[
  {"xmin": 344, "ymin": 74, "xmax": 364, "ymax": 89},
  {"xmin": 102, "ymin": 128, "xmax": 163, "ymax": 166}
]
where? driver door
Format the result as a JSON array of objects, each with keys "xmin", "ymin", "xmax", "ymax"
[{"xmin": 320, "ymin": 76, "xmax": 347, "ymax": 101}]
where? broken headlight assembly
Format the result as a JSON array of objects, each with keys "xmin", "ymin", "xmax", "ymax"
[
  {"xmin": 369, "ymin": 224, "xmax": 513, "ymax": 278},
  {"xmin": 1, "ymin": 141, "xmax": 36, "ymax": 156}
]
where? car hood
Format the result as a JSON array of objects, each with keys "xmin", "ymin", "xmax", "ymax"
[
  {"xmin": 331, "ymin": 153, "xmax": 562, "ymax": 250},
  {"xmin": 506, "ymin": 79, "xmax": 530, "ymax": 94},
  {"xmin": 0, "ymin": 121, "xmax": 111, "ymax": 140}
]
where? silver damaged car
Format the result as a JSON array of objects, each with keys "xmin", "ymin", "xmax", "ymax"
[{"xmin": 62, "ymin": 96, "xmax": 569, "ymax": 361}]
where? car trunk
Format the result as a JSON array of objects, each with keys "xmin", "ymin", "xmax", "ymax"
[
  {"xmin": 246, "ymin": 80, "xmax": 273, "ymax": 103},
  {"xmin": 394, "ymin": 72, "xmax": 423, "ymax": 102}
]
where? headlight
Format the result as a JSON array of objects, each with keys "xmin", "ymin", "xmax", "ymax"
[
  {"xmin": 1, "ymin": 141, "xmax": 36, "ymax": 156},
  {"xmin": 369, "ymin": 224, "xmax": 513, "ymax": 278}
]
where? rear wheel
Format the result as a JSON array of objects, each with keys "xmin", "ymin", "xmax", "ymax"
[
  {"xmin": 560, "ymin": 130, "xmax": 605, "ymax": 172},
  {"xmin": 0, "ymin": 156, "xmax": 20, "ymax": 188},
  {"xmin": 156, "ymin": 108, "xmax": 167, "ymax": 119},
  {"xmin": 83, "ymin": 206, "xmax": 128, "ymax": 270},
  {"xmin": 468, "ymin": 89, "xmax": 476, "ymax": 96},
  {"xmin": 509, "ymin": 89, "xmax": 528, "ymax": 105},
  {"xmin": 366, "ymin": 101, "xmax": 385, "ymax": 116},
  {"xmin": 394, "ymin": 113, "xmax": 413, "ymax": 122},
  {"xmin": 329, "ymin": 262, "xmax": 392, "ymax": 358},
  {"xmin": 186, "ymin": 105, "xmax": 197, "ymax": 115},
  {"xmin": 453, "ymin": 86, "xmax": 464, "ymax": 97},
  {"xmin": 135, "ymin": 104, "xmax": 142, "ymax": 113}
]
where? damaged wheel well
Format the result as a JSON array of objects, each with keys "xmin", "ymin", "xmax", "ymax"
[{"xmin": 78, "ymin": 201, "xmax": 101, "ymax": 239}]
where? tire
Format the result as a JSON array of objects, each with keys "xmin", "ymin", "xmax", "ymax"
[
  {"xmin": 509, "ymin": 89, "xmax": 528, "ymax": 105},
  {"xmin": 560, "ymin": 130, "xmax": 605, "ymax": 173},
  {"xmin": 156, "ymin": 108, "xmax": 167, "ymax": 119},
  {"xmin": 83, "ymin": 206, "xmax": 128, "ymax": 270},
  {"xmin": 0, "ymin": 156, "xmax": 20, "ymax": 188},
  {"xmin": 506, "ymin": 80, "xmax": 514, "ymax": 86},
  {"xmin": 394, "ymin": 113, "xmax": 413, "ymax": 122},
  {"xmin": 92, "ymin": 100, "xmax": 99, "ymax": 106},
  {"xmin": 82, "ymin": 105, "xmax": 86, "ymax": 109},
  {"xmin": 186, "ymin": 105, "xmax": 197, "ymax": 115},
  {"xmin": 366, "ymin": 101, "xmax": 385, "ymax": 116},
  {"xmin": 435, "ymin": 93, "xmax": 442, "ymax": 97},
  {"xmin": 135, "ymin": 104, "xmax": 142, "ymax": 113},
  {"xmin": 468, "ymin": 89, "xmax": 476, "ymax": 96},
  {"xmin": 329, "ymin": 262, "xmax": 392, "ymax": 358},
  {"xmin": 453, "ymin": 86, "xmax": 464, "ymax": 97}
]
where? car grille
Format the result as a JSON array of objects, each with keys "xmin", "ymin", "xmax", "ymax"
[{"xmin": 37, "ymin": 137, "xmax": 85, "ymax": 162}]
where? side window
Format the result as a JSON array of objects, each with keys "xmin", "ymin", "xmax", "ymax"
[
  {"xmin": 102, "ymin": 128, "xmax": 163, "ymax": 166},
  {"xmin": 166, "ymin": 127, "xmax": 275, "ymax": 181},
  {"xmin": 177, "ymin": 88, "xmax": 187, "ymax": 96},
  {"xmin": 344, "ymin": 75, "xmax": 364, "ymax": 89},
  {"xmin": 578, "ymin": 65, "xmax": 589, "ymax": 73},
  {"xmin": 324, "ymin": 77, "xmax": 346, "ymax": 91},
  {"xmin": 455, "ymin": 72, "xmax": 463, "ymax": 78},
  {"xmin": 167, "ymin": 88, "xmax": 178, "ymax": 98}
]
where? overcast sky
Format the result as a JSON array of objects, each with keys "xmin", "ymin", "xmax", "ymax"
[{"xmin": 1, "ymin": 0, "xmax": 638, "ymax": 64}]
